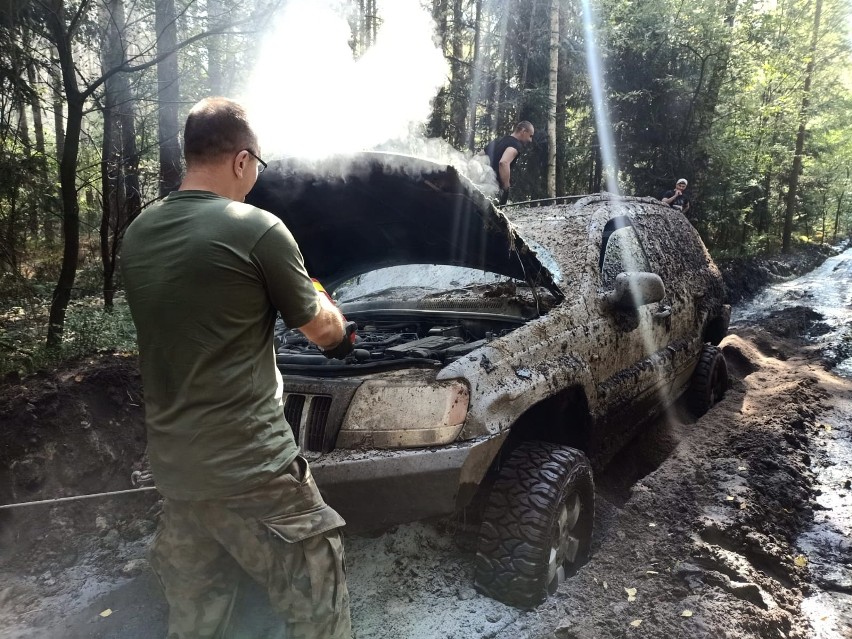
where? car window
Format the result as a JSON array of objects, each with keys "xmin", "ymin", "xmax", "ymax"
[
  {"xmin": 599, "ymin": 217, "xmax": 651, "ymax": 289},
  {"xmin": 632, "ymin": 212, "xmax": 710, "ymax": 289},
  {"xmin": 334, "ymin": 264, "xmax": 518, "ymax": 302}
]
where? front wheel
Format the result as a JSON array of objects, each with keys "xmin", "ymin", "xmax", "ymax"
[{"xmin": 474, "ymin": 441, "xmax": 595, "ymax": 608}]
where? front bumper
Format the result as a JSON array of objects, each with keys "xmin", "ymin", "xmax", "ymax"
[{"xmin": 305, "ymin": 433, "xmax": 507, "ymax": 533}]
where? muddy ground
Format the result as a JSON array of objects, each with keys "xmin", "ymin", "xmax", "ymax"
[
  {"xmin": 1, "ymin": 248, "xmax": 851, "ymax": 639},
  {"xmin": 717, "ymin": 242, "xmax": 836, "ymax": 304}
]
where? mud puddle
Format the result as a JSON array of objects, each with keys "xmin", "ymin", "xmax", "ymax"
[
  {"xmin": 796, "ymin": 394, "xmax": 852, "ymax": 638},
  {"xmin": 732, "ymin": 245, "xmax": 852, "ymax": 639},
  {"xmin": 732, "ymin": 244, "xmax": 852, "ymax": 375}
]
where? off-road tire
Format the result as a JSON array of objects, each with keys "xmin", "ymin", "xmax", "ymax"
[
  {"xmin": 474, "ymin": 441, "xmax": 594, "ymax": 608},
  {"xmin": 687, "ymin": 344, "xmax": 728, "ymax": 416}
]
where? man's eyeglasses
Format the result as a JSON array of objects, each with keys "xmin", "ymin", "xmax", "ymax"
[{"xmin": 245, "ymin": 149, "xmax": 267, "ymax": 174}]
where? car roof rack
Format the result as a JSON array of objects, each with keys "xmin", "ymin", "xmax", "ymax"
[{"xmin": 501, "ymin": 195, "xmax": 587, "ymax": 209}]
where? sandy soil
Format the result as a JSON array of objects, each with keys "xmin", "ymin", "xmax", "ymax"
[{"xmin": 0, "ymin": 256, "xmax": 850, "ymax": 638}]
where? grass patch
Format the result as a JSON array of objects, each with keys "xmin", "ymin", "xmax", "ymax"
[{"xmin": 0, "ymin": 292, "xmax": 137, "ymax": 377}]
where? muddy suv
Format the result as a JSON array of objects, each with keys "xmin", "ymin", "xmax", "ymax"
[{"xmin": 246, "ymin": 153, "xmax": 730, "ymax": 608}]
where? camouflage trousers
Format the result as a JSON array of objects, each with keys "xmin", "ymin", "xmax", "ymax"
[{"xmin": 149, "ymin": 455, "xmax": 351, "ymax": 639}]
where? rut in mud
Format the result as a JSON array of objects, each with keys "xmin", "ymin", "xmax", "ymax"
[{"xmin": 0, "ymin": 245, "xmax": 851, "ymax": 639}]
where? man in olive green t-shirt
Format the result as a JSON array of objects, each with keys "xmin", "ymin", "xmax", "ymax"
[{"xmin": 122, "ymin": 97, "xmax": 352, "ymax": 638}]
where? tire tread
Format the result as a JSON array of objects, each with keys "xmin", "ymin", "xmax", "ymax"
[{"xmin": 474, "ymin": 441, "xmax": 594, "ymax": 608}]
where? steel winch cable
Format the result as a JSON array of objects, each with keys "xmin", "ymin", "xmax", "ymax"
[
  {"xmin": 0, "ymin": 470, "xmax": 158, "ymax": 511},
  {"xmin": 0, "ymin": 486, "xmax": 159, "ymax": 510}
]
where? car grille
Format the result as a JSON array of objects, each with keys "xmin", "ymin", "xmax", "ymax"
[
  {"xmin": 283, "ymin": 394, "xmax": 306, "ymax": 440},
  {"xmin": 283, "ymin": 393, "xmax": 334, "ymax": 452}
]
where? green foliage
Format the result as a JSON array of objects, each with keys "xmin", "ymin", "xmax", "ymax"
[{"xmin": 0, "ymin": 293, "xmax": 137, "ymax": 377}]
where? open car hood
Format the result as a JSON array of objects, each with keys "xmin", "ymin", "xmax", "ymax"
[{"xmin": 246, "ymin": 152, "xmax": 563, "ymax": 299}]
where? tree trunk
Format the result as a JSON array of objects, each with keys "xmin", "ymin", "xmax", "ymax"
[
  {"xmin": 101, "ymin": 104, "xmax": 118, "ymax": 306},
  {"xmin": 587, "ymin": 145, "xmax": 595, "ymax": 194},
  {"xmin": 363, "ymin": 0, "xmax": 376, "ymax": 49},
  {"xmin": 156, "ymin": 0, "xmax": 182, "ymax": 196},
  {"xmin": 27, "ymin": 54, "xmax": 51, "ymax": 246},
  {"xmin": 465, "ymin": 0, "xmax": 483, "ymax": 152},
  {"xmin": 46, "ymin": 0, "xmax": 85, "ymax": 347},
  {"xmin": 782, "ymin": 0, "xmax": 822, "ymax": 253},
  {"xmin": 48, "ymin": 51, "xmax": 65, "ymax": 246},
  {"xmin": 370, "ymin": 0, "xmax": 377, "ymax": 46},
  {"xmin": 546, "ymin": 0, "xmax": 558, "ymax": 198},
  {"xmin": 100, "ymin": 0, "xmax": 141, "ymax": 309},
  {"xmin": 356, "ymin": 0, "xmax": 364, "ymax": 53},
  {"xmin": 555, "ymin": 2, "xmax": 569, "ymax": 196},
  {"xmin": 16, "ymin": 99, "xmax": 37, "ymax": 242},
  {"xmin": 449, "ymin": 0, "xmax": 466, "ymax": 147},
  {"xmin": 207, "ymin": 0, "xmax": 224, "ymax": 94},
  {"xmin": 12, "ymin": 28, "xmax": 38, "ymax": 244},
  {"xmin": 490, "ymin": 11, "xmax": 509, "ymax": 140},
  {"xmin": 593, "ymin": 144, "xmax": 602, "ymax": 193},
  {"xmin": 51, "ymin": 50, "xmax": 65, "ymax": 160},
  {"xmin": 47, "ymin": 92, "xmax": 83, "ymax": 347},
  {"xmin": 833, "ymin": 183, "xmax": 845, "ymax": 243},
  {"xmin": 427, "ymin": 0, "xmax": 448, "ymax": 139},
  {"xmin": 111, "ymin": 91, "xmax": 141, "ymax": 307},
  {"xmin": 101, "ymin": 0, "xmax": 122, "ymax": 309},
  {"xmin": 519, "ymin": 0, "xmax": 539, "ymax": 95},
  {"xmin": 2, "ymin": 184, "xmax": 20, "ymax": 273}
]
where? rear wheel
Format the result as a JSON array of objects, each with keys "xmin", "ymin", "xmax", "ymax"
[
  {"xmin": 688, "ymin": 344, "xmax": 728, "ymax": 416},
  {"xmin": 474, "ymin": 441, "xmax": 594, "ymax": 608}
]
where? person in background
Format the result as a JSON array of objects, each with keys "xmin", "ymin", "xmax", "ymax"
[
  {"xmin": 661, "ymin": 178, "xmax": 691, "ymax": 214},
  {"xmin": 121, "ymin": 97, "xmax": 352, "ymax": 639},
  {"xmin": 483, "ymin": 121, "xmax": 535, "ymax": 205}
]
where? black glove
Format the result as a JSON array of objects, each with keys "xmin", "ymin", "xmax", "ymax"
[{"xmin": 321, "ymin": 321, "xmax": 358, "ymax": 360}]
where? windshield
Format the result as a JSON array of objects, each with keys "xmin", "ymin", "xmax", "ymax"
[{"xmin": 334, "ymin": 265, "xmax": 519, "ymax": 303}]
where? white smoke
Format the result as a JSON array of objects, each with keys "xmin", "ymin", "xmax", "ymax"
[
  {"xmin": 244, "ymin": 0, "xmax": 498, "ymax": 195},
  {"xmin": 377, "ymin": 132, "xmax": 498, "ymax": 194}
]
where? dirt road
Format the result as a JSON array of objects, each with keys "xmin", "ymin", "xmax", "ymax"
[{"xmin": 1, "ymin": 247, "xmax": 850, "ymax": 638}]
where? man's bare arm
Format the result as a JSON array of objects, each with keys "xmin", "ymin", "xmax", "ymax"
[
  {"xmin": 661, "ymin": 191, "xmax": 680, "ymax": 205},
  {"xmin": 498, "ymin": 147, "xmax": 519, "ymax": 188},
  {"xmin": 297, "ymin": 293, "xmax": 347, "ymax": 349}
]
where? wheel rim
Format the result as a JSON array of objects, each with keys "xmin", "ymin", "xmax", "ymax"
[{"xmin": 547, "ymin": 491, "xmax": 583, "ymax": 588}]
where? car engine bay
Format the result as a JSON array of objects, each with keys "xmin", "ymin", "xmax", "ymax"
[
  {"xmin": 273, "ymin": 283, "xmax": 561, "ymax": 376},
  {"xmin": 274, "ymin": 315, "xmax": 512, "ymax": 375}
]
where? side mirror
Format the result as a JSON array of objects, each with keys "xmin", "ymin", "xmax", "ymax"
[{"xmin": 601, "ymin": 272, "xmax": 666, "ymax": 311}]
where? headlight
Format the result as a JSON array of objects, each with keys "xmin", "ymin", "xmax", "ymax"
[{"xmin": 336, "ymin": 379, "xmax": 469, "ymax": 449}]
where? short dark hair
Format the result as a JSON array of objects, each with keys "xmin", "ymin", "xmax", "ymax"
[
  {"xmin": 514, "ymin": 121, "xmax": 534, "ymax": 133},
  {"xmin": 183, "ymin": 97, "xmax": 258, "ymax": 166}
]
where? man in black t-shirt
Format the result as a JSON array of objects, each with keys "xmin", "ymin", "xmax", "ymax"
[
  {"xmin": 483, "ymin": 121, "xmax": 535, "ymax": 205},
  {"xmin": 661, "ymin": 178, "xmax": 691, "ymax": 214}
]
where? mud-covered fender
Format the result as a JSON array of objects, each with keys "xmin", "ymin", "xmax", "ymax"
[{"xmin": 437, "ymin": 319, "xmax": 597, "ymax": 439}]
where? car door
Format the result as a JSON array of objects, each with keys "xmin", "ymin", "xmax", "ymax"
[
  {"xmin": 585, "ymin": 213, "xmax": 675, "ymax": 458},
  {"xmin": 631, "ymin": 210, "xmax": 716, "ymax": 397}
]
